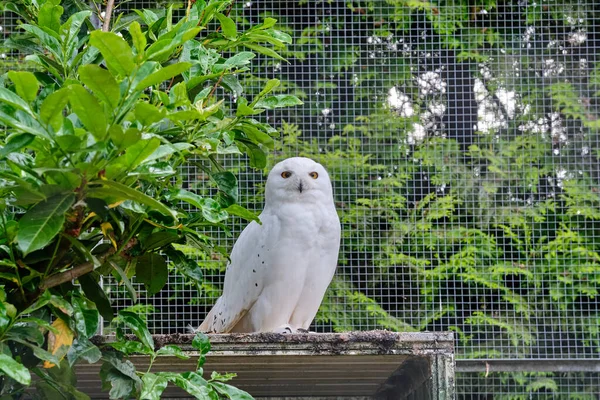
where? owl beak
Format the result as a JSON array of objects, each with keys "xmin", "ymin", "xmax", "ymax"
[{"xmin": 297, "ymin": 180, "xmax": 304, "ymax": 193}]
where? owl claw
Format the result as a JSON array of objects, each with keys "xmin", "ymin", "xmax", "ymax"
[{"xmin": 273, "ymin": 324, "xmax": 294, "ymax": 334}]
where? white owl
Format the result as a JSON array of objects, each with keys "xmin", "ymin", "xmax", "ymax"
[{"xmin": 198, "ymin": 157, "xmax": 341, "ymax": 333}]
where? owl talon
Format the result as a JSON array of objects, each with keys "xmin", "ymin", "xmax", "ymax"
[{"xmin": 274, "ymin": 325, "xmax": 294, "ymax": 334}]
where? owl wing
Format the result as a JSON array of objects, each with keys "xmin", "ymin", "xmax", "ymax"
[{"xmin": 199, "ymin": 212, "xmax": 279, "ymax": 333}]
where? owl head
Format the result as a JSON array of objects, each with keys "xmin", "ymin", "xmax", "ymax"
[{"xmin": 265, "ymin": 157, "xmax": 334, "ymax": 206}]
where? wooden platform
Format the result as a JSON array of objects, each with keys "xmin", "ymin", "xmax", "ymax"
[{"xmin": 79, "ymin": 331, "xmax": 455, "ymax": 399}]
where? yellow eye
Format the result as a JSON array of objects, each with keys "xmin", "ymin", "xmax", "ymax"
[
  {"xmin": 309, "ymin": 172, "xmax": 319, "ymax": 179},
  {"xmin": 281, "ymin": 171, "xmax": 292, "ymax": 179}
]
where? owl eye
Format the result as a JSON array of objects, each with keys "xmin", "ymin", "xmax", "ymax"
[
  {"xmin": 281, "ymin": 171, "xmax": 292, "ymax": 179},
  {"xmin": 309, "ymin": 172, "xmax": 319, "ymax": 179}
]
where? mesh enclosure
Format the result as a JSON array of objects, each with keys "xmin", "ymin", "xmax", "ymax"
[{"xmin": 2, "ymin": 0, "xmax": 600, "ymax": 397}]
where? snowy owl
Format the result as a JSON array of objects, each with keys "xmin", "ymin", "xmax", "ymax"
[{"xmin": 198, "ymin": 157, "xmax": 341, "ymax": 333}]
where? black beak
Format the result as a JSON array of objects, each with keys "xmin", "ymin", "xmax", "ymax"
[{"xmin": 298, "ymin": 181, "xmax": 304, "ymax": 193}]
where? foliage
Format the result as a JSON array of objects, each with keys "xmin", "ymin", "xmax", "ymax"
[
  {"xmin": 210, "ymin": 0, "xmax": 600, "ymax": 396},
  {"xmin": 0, "ymin": 0, "xmax": 300, "ymax": 397}
]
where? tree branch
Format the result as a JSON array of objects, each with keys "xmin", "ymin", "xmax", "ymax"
[
  {"xmin": 102, "ymin": 0, "xmax": 115, "ymax": 32},
  {"xmin": 40, "ymin": 248, "xmax": 116, "ymax": 290}
]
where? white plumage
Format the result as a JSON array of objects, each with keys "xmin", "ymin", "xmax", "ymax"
[{"xmin": 198, "ymin": 157, "xmax": 341, "ymax": 333}]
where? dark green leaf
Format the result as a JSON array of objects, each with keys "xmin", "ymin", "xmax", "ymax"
[
  {"xmin": 7, "ymin": 71, "xmax": 39, "ymax": 103},
  {"xmin": 99, "ymin": 363, "xmax": 137, "ymax": 399},
  {"xmin": 79, "ymin": 273, "xmax": 114, "ymax": 322},
  {"xmin": 16, "ymin": 193, "xmax": 75, "ymax": 256},
  {"xmin": 135, "ymin": 62, "xmax": 192, "ymax": 91},
  {"xmin": 69, "ymin": 85, "xmax": 107, "ymax": 140},
  {"xmin": 0, "ymin": 354, "xmax": 30, "ymax": 385},
  {"xmin": 212, "ymin": 171, "xmax": 238, "ymax": 205},
  {"xmin": 0, "ymin": 133, "xmax": 35, "ymax": 159},
  {"xmin": 211, "ymin": 381, "xmax": 254, "ymax": 400},
  {"xmin": 136, "ymin": 253, "xmax": 168, "ymax": 296},
  {"xmin": 67, "ymin": 337, "xmax": 102, "ymax": 365},
  {"xmin": 142, "ymin": 231, "xmax": 181, "ymax": 251},
  {"xmin": 254, "ymin": 94, "xmax": 303, "ymax": 109},
  {"xmin": 236, "ymin": 140, "xmax": 267, "ymax": 168},
  {"xmin": 79, "ymin": 65, "xmax": 121, "ymax": 108},
  {"xmin": 141, "ymin": 373, "xmax": 169, "ymax": 400},
  {"xmin": 216, "ymin": 13, "xmax": 237, "ymax": 39},
  {"xmin": 89, "ymin": 31, "xmax": 135, "ymax": 77},
  {"xmin": 117, "ymin": 311, "xmax": 154, "ymax": 351}
]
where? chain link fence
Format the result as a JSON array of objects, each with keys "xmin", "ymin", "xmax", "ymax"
[{"xmin": 2, "ymin": 0, "xmax": 599, "ymax": 397}]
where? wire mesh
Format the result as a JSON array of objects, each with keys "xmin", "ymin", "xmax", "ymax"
[{"xmin": 2, "ymin": 0, "xmax": 599, "ymax": 396}]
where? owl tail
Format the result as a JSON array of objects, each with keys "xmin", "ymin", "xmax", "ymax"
[{"xmin": 198, "ymin": 309, "xmax": 214, "ymax": 332}]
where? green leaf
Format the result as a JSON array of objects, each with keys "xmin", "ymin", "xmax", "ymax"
[
  {"xmin": 0, "ymin": 354, "xmax": 31, "ymax": 385},
  {"xmin": 109, "ymin": 340, "xmax": 154, "ymax": 356},
  {"xmin": 212, "ymin": 171, "xmax": 238, "ymax": 206},
  {"xmin": 224, "ymin": 204, "xmax": 260, "ymax": 223},
  {"xmin": 224, "ymin": 52, "xmax": 255, "ymax": 68},
  {"xmin": 236, "ymin": 140, "xmax": 267, "ymax": 168},
  {"xmin": 38, "ymin": 1, "xmax": 63, "ymax": 33},
  {"xmin": 16, "ymin": 193, "xmax": 75, "ymax": 256},
  {"xmin": 88, "ymin": 180, "xmax": 177, "ymax": 219},
  {"xmin": 67, "ymin": 337, "xmax": 102, "ymax": 365},
  {"xmin": 216, "ymin": 13, "xmax": 237, "ymax": 40},
  {"xmin": 69, "ymin": 85, "xmax": 107, "ymax": 140},
  {"xmin": 192, "ymin": 332, "xmax": 211, "ymax": 355},
  {"xmin": 242, "ymin": 42, "xmax": 286, "ymax": 61},
  {"xmin": 156, "ymin": 345, "xmax": 190, "ymax": 359},
  {"xmin": 20, "ymin": 24, "xmax": 61, "ymax": 59},
  {"xmin": 105, "ymin": 138, "xmax": 161, "ymax": 178},
  {"xmin": 173, "ymin": 190, "xmax": 228, "ymax": 223},
  {"xmin": 166, "ymin": 371, "xmax": 215, "ymax": 398},
  {"xmin": 117, "ymin": 311, "xmax": 154, "ymax": 351},
  {"xmin": 79, "ymin": 273, "xmax": 114, "ymax": 322},
  {"xmin": 89, "ymin": 31, "xmax": 135, "ymax": 77},
  {"xmin": 134, "ymin": 62, "xmax": 192, "ymax": 91},
  {"xmin": 99, "ymin": 363, "xmax": 137, "ymax": 399},
  {"xmin": 40, "ymin": 87, "xmax": 70, "ymax": 131},
  {"xmin": 136, "ymin": 253, "xmax": 168, "ymax": 296},
  {"xmin": 0, "ymin": 87, "xmax": 34, "ymax": 116},
  {"xmin": 134, "ymin": 102, "xmax": 166, "ymax": 126},
  {"xmin": 129, "ymin": 21, "xmax": 147, "ymax": 58},
  {"xmin": 79, "ymin": 65, "xmax": 121, "ymax": 108},
  {"xmin": 254, "ymin": 95, "xmax": 303, "ymax": 109},
  {"xmin": 0, "ymin": 133, "xmax": 35, "ymax": 159},
  {"xmin": 211, "ymin": 382, "xmax": 254, "ymax": 400},
  {"xmin": 141, "ymin": 373, "xmax": 169, "ymax": 400},
  {"xmin": 8, "ymin": 71, "xmax": 39, "ymax": 103},
  {"xmin": 251, "ymin": 79, "xmax": 280, "ymax": 106}
]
